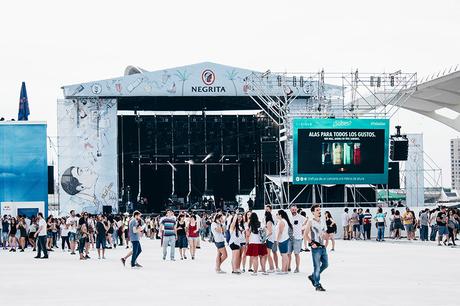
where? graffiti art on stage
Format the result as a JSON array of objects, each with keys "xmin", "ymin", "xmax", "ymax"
[{"xmin": 57, "ymin": 98, "xmax": 118, "ymax": 215}]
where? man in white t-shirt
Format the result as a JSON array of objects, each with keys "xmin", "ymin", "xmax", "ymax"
[
  {"xmin": 289, "ymin": 205, "xmax": 306, "ymax": 273},
  {"xmin": 34, "ymin": 212, "xmax": 48, "ymax": 259},
  {"xmin": 66, "ymin": 210, "xmax": 79, "ymax": 255}
]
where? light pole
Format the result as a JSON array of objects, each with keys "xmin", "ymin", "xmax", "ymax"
[
  {"xmin": 185, "ymin": 160, "xmax": 194, "ymax": 204},
  {"xmin": 167, "ymin": 161, "xmax": 177, "ymax": 196}
]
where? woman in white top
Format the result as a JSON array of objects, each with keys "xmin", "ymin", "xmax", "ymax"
[
  {"xmin": 245, "ymin": 212, "xmax": 268, "ymax": 275},
  {"xmin": 265, "ymin": 211, "xmax": 279, "ymax": 272},
  {"xmin": 229, "ymin": 213, "xmax": 244, "ymax": 274},
  {"xmin": 241, "ymin": 211, "xmax": 252, "ymax": 272},
  {"xmin": 211, "ymin": 213, "xmax": 228, "ymax": 273},
  {"xmin": 276, "ymin": 210, "xmax": 293, "ymax": 274}
]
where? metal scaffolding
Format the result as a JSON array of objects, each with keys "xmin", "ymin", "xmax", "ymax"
[{"xmin": 246, "ymin": 69, "xmax": 418, "ymax": 208}]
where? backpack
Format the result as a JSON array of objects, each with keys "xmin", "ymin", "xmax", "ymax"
[{"xmin": 258, "ymin": 227, "xmax": 268, "ymax": 243}]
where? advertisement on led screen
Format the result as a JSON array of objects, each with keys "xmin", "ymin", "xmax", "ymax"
[{"xmin": 293, "ymin": 118, "xmax": 389, "ymax": 184}]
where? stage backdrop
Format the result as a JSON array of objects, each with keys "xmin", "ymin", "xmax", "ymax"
[
  {"xmin": 293, "ymin": 118, "xmax": 389, "ymax": 184},
  {"xmin": 57, "ymin": 99, "xmax": 118, "ymax": 215}
]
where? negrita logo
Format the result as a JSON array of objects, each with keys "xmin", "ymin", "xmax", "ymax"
[
  {"xmin": 192, "ymin": 69, "xmax": 226, "ymax": 93},
  {"xmin": 201, "ymin": 69, "xmax": 215, "ymax": 85}
]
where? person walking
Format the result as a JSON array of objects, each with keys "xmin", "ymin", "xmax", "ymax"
[
  {"xmin": 160, "ymin": 209, "xmax": 177, "ymax": 261},
  {"xmin": 128, "ymin": 211, "xmax": 144, "ymax": 268},
  {"xmin": 34, "ymin": 213, "xmax": 48, "ymax": 259},
  {"xmin": 187, "ymin": 215, "xmax": 199, "ymax": 260},
  {"xmin": 305, "ymin": 204, "xmax": 328, "ymax": 292},
  {"xmin": 176, "ymin": 214, "xmax": 188, "ymax": 260}
]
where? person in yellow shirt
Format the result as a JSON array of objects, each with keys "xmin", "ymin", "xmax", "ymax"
[{"xmin": 402, "ymin": 208, "xmax": 415, "ymax": 240}]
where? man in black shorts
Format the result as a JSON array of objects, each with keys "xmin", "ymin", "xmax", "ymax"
[{"xmin": 95, "ymin": 215, "xmax": 109, "ymax": 259}]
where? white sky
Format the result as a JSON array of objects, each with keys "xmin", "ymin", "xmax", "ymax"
[{"xmin": 0, "ymin": 0, "xmax": 459, "ymax": 187}]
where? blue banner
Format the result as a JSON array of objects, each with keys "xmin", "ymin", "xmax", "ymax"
[{"xmin": 0, "ymin": 123, "xmax": 47, "ymax": 209}]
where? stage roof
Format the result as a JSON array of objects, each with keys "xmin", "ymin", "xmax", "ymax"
[
  {"xmin": 400, "ymin": 69, "xmax": 460, "ymax": 131},
  {"xmin": 62, "ymin": 62, "xmax": 261, "ymax": 98}
]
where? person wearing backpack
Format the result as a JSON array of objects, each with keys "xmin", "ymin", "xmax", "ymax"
[{"xmin": 245, "ymin": 212, "xmax": 268, "ymax": 275}]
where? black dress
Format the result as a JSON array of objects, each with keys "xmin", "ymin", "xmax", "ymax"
[{"xmin": 326, "ymin": 219, "xmax": 337, "ymax": 234}]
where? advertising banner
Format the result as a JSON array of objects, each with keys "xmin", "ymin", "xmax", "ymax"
[
  {"xmin": 57, "ymin": 99, "xmax": 118, "ymax": 215},
  {"xmin": 405, "ymin": 134, "xmax": 424, "ymax": 206},
  {"xmin": 0, "ymin": 123, "xmax": 48, "ymax": 212},
  {"xmin": 293, "ymin": 118, "xmax": 389, "ymax": 184}
]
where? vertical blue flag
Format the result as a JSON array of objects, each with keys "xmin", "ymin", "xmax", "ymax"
[{"xmin": 18, "ymin": 81, "xmax": 30, "ymax": 121}]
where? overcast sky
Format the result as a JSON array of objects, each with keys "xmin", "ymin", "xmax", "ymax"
[{"xmin": 0, "ymin": 0, "xmax": 459, "ymax": 187}]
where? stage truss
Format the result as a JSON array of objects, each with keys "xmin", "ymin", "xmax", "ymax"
[{"xmin": 246, "ymin": 69, "xmax": 418, "ymax": 208}]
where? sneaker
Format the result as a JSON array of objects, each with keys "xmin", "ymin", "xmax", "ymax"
[
  {"xmin": 121, "ymin": 258, "xmax": 126, "ymax": 266},
  {"xmin": 70, "ymin": 252, "xmax": 76, "ymax": 255},
  {"xmin": 34, "ymin": 256, "xmax": 41, "ymax": 259},
  {"xmin": 192, "ymin": 256, "xmax": 195, "ymax": 260},
  {"xmin": 248, "ymin": 269, "xmax": 254, "ymax": 272},
  {"xmin": 135, "ymin": 263, "xmax": 143, "ymax": 268},
  {"xmin": 41, "ymin": 256, "xmax": 49, "ymax": 259},
  {"xmin": 276, "ymin": 271, "xmax": 288, "ymax": 275},
  {"xmin": 315, "ymin": 285, "xmax": 326, "ymax": 292},
  {"xmin": 251, "ymin": 272, "xmax": 258, "ymax": 276},
  {"xmin": 162, "ymin": 257, "xmax": 166, "ymax": 260},
  {"xmin": 232, "ymin": 271, "xmax": 241, "ymax": 275},
  {"xmin": 308, "ymin": 275, "xmax": 315, "ymax": 287},
  {"xmin": 102, "ymin": 256, "xmax": 106, "ymax": 259},
  {"xmin": 262, "ymin": 271, "xmax": 269, "ymax": 275},
  {"xmin": 216, "ymin": 270, "xmax": 227, "ymax": 274},
  {"xmin": 184, "ymin": 256, "xmax": 187, "ymax": 259},
  {"xmin": 85, "ymin": 255, "xmax": 90, "ymax": 259},
  {"xmin": 331, "ymin": 248, "xmax": 335, "ymax": 252},
  {"xmin": 170, "ymin": 258, "xmax": 176, "ymax": 261},
  {"xmin": 20, "ymin": 249, "xmax": 24, "ymax": 252},
  {"xmin": 267, "ymin": 269, "xmax": 275, "ymax": 273},
  {"xmin": 294, "ymin": 268, "xmax": 300, "ymax": 273}
]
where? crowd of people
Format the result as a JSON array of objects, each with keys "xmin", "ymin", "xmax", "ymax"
[
  {"xmin": 1, "ymin": 203, "xmax": 459, "ymax": 292},
  {"xmin": 341, "ymin": 206, "xmax": 460, "ymax": 245}
]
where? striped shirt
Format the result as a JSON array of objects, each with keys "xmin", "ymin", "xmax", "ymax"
[
  {"xmin": 363, "ymin": 213, "xmax": 372, "ymax": 224},
  {"xmin": 160, "ymin": 217, "xmax": 176, "ymax": 237}
]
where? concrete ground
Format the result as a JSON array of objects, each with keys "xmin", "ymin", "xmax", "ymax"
[{"xmin": 0, "ymin": 238, "xmax": 458, "ymax": 306}]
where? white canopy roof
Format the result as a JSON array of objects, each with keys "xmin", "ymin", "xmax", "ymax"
[{"xmin": 400, "ymin": 70, "xmax": 460, "ymax": 131}]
